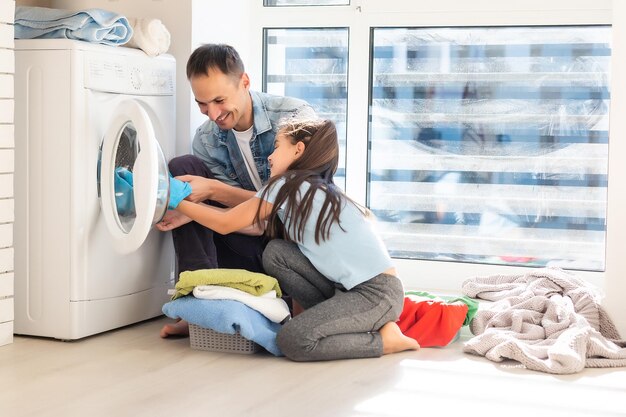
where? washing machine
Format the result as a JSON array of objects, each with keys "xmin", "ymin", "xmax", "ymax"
[{"xmin": 14, "ymin": 39, "xmax": 176, "ymax": 340}]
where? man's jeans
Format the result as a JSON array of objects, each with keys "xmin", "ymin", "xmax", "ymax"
[{"xmin": 168, "ymin": 155, "xmax": 267, "ymax": 275}]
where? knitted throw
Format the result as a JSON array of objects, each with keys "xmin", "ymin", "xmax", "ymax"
[{"xmin": 461, "ymin": 267, "xmax": 626, "ymax": 374}]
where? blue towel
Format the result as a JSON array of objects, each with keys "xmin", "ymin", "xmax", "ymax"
[
  {"xmin": 15, "ymin": 6, "xmax": 132, "ymax": 45},
  {"xmin": 162, "ymin": 297, "xmax": 283, "ymax": 356}
]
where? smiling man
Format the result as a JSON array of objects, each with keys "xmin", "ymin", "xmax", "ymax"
[{"xmin": 156, "ymin": 44, "xmax": 315, "ymax": 337}]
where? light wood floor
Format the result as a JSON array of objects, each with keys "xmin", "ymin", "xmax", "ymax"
[{"xmin": 1, "ymin": 316, "xmax": 625, "ymax": 417}]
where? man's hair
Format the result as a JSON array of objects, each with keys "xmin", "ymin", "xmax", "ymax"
[{"xmin": 186, "ymin": 44, "xmax": 245, "ymax": 80}]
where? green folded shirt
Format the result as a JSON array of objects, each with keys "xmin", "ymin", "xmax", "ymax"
[{"xmin": 173, "ymin": 269, "xmax": 282, "ymax": 300}]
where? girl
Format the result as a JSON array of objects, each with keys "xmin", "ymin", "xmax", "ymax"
[{"xmin": 161, "ymin": 119, "xmax": 419, "ymax": 361}]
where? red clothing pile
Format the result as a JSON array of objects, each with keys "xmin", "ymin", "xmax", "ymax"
[{"xmin": 396, "ymin": 293, "xmax": 471, "ymax": 348}]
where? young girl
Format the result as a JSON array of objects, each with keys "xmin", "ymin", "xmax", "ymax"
[{"xmin": 161, "ymin": 119, "xmax": 419, "ymax": 361}]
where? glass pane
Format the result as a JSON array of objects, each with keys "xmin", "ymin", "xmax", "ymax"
[
  {"xmin": 154, "ymin": 141, "xmax": 170, "ymax": 224},
  {"xmin": 265, "ymin": 0, "xmax": 349, "ymax": 6},
  {"xmin": 114, "ymin": 122, "xmax": 138, "ymax": 233},
  {"xmin": 264, "ymin": 28, "xmax": 349, "ymax": 188},
  {"xmin": 369, "ymin": 26, "xmax": 611, "ymax": 271}
]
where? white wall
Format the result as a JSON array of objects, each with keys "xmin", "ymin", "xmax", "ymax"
[
  {"xmin": 0, "ymin": 0, "xmax": 15, "ymax": 347},
  {"xmin": 189, "ymin": 1, "xmax": 254, "ymax": 137}
]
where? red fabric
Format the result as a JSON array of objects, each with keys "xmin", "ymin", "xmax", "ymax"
[{"xmin": 396, "ymin": 297, "xmax": 468, "ymax": 348}]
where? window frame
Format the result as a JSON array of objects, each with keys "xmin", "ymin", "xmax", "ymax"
[{"xmin": 251, "ymin": 0, "xmax": 619, "ymax": 291}]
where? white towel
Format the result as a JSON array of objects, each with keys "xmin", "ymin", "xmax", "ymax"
[
  {"xmin": 193, "ymin": 285, "xmax": 291, "ymax": 324},
  {"xmin": 125, "ymin": 17, "xmax": 170, "ymax": 57}
]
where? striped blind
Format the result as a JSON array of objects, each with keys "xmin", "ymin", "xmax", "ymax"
[{"xmin": 368, "ymin": 26, "xmax": 611, "ymax": 271}]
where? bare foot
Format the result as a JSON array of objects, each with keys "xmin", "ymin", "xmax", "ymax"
[
  {"xmin": 380, "ymin": 321, "xmax": 420, "ymax": 354},
  {"xmin": 160, "ymin": 319, "xmax": 190, "ymax": 338}
]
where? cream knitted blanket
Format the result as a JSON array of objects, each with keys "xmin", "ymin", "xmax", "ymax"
[{"xmin": 461, "ymin": 267, "xmax": 626, "ymax": 374}]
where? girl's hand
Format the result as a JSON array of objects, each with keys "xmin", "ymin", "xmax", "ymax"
[
  {"xmin": 168, "ymin": 177, "xmax": 192, "ymax": 209},
  {"xmin": 175, "ymin": 175, "xmax": 215, "ymax": 203},
  {"xmin": 155, "ymin": 210, "xmax": 193, "ymax": 231}
]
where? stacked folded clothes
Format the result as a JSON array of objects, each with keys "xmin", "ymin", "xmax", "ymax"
[
  {"xmin": 163, "ymin": 269, "xmax": 291, "ymax": 356},
  {"xmin": 14, "ymin": 6, "xmax": 132, "ymax": 45},
  {"xmin": 15, "ymin": 6, "xmax": 172, "ymax": 56},
  {"xmin": 163, "ymin": 297, "xmax": 283, "ymax": 356}
]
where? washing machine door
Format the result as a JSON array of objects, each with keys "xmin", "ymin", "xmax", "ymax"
[{"xmin": 99, "ymin": 100, "xmax": 169, "ymax": 254}]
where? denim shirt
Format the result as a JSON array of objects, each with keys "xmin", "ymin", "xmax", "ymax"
[{"xmin": 191, "ymin": 90, "xmax": 316, "ymax": 191}]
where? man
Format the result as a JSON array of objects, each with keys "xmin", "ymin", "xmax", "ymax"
[{"xmin": 156, "ymin": 44, "xmax": 314, "ymax": 337}]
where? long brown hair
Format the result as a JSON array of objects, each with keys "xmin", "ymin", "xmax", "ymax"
[{"xmin": 256, "ymin": 119, "xmax": 346, "ymax": 244}]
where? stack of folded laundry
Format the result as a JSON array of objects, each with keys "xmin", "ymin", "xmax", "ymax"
[
  {"xmin": 14, "ymin": 6, "xmax": 171, "ymax": 56},
  {"xmin": 14, "ymin": 6, "xmax": 133, "ymax": 45},
  {"xmin": 162, "ymin": 269, "xmax": 291, "ymax": 356}
]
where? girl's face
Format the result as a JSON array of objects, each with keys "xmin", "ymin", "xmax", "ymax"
[{"xmin": 268, "ymin": 131, "xmax": 303, "ymax": 177}]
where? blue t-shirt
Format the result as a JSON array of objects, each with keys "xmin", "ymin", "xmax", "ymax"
[{"xmin": 256, "ymin": 178, "xmax": 394, "ymax": 290}]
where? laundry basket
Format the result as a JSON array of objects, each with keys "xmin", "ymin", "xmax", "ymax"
[{"xmin": 188, "ymin": 323, "xmax": 260, "ymax": 354}]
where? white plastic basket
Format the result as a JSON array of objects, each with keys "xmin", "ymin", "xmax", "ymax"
[{"xmin": 188, "ymin": 323, "xmax": 260, "ymax": 354}]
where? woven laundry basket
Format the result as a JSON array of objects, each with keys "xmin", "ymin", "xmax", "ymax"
[{"xmin": 188, "ymin": 323, "xmax": 260, "ymax": 354}]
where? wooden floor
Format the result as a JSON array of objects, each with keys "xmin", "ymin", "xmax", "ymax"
[{"xmin": 1, "ymin": 316, "xmax": 625, "ymax": 417}]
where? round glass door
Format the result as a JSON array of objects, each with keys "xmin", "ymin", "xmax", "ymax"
[
  {"xmin": 114, "ymin": 122, "xmax": 139, "ymax": 233},
  {"xmin": 99, "ymin": 100, "xmax": 169, "ymax": 254}
]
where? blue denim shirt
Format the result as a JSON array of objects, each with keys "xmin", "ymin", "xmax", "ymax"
[{"xmin": 191, "ymin": 90, "xmax": 315, "ymax": 191}]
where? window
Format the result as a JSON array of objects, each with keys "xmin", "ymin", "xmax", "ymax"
[
  {"xmin": 263, "ymin": 28, "xmax": 349, "ymax": 188},
  {"xmin": 256, "ymin": 1, "xmax": 616, "ymax": 289},
  {"xmin": 369, "ymin": 26, "xmax": 611, "ymax": 272}
]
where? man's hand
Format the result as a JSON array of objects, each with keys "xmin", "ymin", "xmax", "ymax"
[
  {"xmin": 175, "ymin": 175, "xmax": 217, "ymax": 203},
  {"xmin": 155, "ymin": 210, "xmax": 193, "ymax": 232}
]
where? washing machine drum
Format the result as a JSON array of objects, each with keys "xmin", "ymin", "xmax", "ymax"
[{"xmin": 99, "ymin": 100, "xmax": 170, "ymax": 254}]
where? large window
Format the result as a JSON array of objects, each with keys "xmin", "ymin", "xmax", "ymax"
[
  {"xmin": 369, "ymin": 26, "xmax": 610, "ymax": 271},
  {"xmin": 257, "ymin": 1, "xmax": 616, "ymax": 288}
]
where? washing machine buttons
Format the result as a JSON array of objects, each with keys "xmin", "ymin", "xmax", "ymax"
[{"xmin": 130, "ymin": 67, "xmax": 143, "ymax": 90}]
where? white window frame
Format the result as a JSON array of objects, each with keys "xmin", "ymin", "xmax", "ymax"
[{"xmin": 249, "ymin": 0, "xmax": 624, "ymax": 294}]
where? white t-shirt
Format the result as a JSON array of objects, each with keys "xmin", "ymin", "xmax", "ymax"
[{"xmin": 233, "ymin": 126, "xmax": 263, "ymax": 191}]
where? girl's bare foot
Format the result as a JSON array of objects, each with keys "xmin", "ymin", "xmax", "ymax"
[
  {"xmin": 160, "ymin": 319, "xmax": 190, "ymax": 338},
  {"xmin": 380, "ymin": 321, "xmax": 420, "ymax": 354}
]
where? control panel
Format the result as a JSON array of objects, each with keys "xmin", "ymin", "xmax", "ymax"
[{"xmin": 83, "ymin": 50, "xmax": 175, "ymax": 96}]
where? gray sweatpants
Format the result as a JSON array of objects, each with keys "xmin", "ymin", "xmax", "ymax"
[{"xmin": 262, "ymin": 239, "xmax": 404, "ymax": 362}]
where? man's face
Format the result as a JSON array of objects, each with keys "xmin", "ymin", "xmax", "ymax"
[{"xmin": 190, "ymin": 68, "xmax": 252, "ymax": 131}]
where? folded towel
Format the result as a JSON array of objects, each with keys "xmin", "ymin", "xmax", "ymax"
[
  {"xmin": 173, "ymin": 269, "xmax": 283, "ymax": 300},
  {"xmin": 162, "ymin": 297, "xmax": 283, "ymax": 356},
  {"xmin": 15, "ymin": 6, "xmax": 132, "ymax": 45},
  {"xmin": 193, "ymin": 285, "xmax": 291, "ymax": 324},
  {"xmin": 125, "ymin": 17, "xmax": 170, "ymax": 57}
]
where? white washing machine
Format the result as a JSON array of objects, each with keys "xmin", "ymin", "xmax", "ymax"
[{"xmin": 14, "ymin": 39, "xmax": 176, "ymax": 340}]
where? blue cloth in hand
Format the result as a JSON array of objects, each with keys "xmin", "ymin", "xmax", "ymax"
[
  {"xmin": 114, "ymin": 167, "xmax": 135, "ymax": 216},
  {"xmin": 15, "ymin": 6, "xmax": 133, "ymax": 45},
  {"xmin": 168, "ymin": 176, "xmax": 192, "ymax": 210},
  {"xmin": 162, "ymin": 296, "xmax": 283, "ymax": 356}
]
